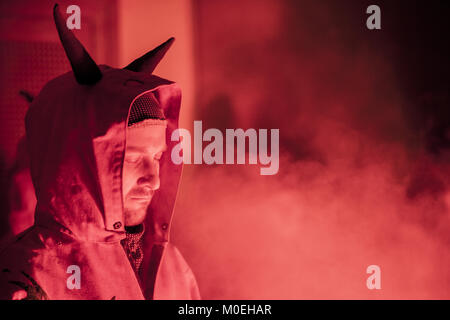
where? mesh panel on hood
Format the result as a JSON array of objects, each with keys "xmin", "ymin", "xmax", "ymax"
[{"xmin": 128, "ymin": 92, "xmax": 166, "ymax": 126}]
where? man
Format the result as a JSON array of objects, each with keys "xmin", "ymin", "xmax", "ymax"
[{"xmin": 0, "ymin": 5, "xmax": 200, "ymax": 300}]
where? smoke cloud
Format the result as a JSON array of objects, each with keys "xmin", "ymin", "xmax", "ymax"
[{"xmin": 171, "ymin": 0, "xmax": 449, "ymax": 299}]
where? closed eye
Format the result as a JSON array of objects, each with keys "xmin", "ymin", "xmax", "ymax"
[{"xmin": 125, "ymin": 155, "xmax": 141, "ymax": 163}]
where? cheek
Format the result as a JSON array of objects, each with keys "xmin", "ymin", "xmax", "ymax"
[{"xmin": 122, "ymin": 163, "xmax": 137, "ymax": 196}]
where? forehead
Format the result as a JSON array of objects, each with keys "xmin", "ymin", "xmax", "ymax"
[{"xmin": 126, "ymin": 124, "xmax": 167, "ymax": 151}]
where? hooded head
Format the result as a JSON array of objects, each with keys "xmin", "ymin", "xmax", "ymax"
[
  {"xmin": 123, "ymin": 92, "xmax": 168, "ymax": 226},
  {"xmin": 25, "ymin": 4, "xmax": 182, "ymax": 244}
]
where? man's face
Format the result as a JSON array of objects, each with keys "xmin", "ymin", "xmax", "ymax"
[{"xmin": 122, "ymin": 124, "xmax": 167, "ymax": 226}]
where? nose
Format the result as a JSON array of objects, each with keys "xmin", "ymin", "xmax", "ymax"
[{"xmin": 137, "ymin": 156, "xmax": 160, "ymax": 190}]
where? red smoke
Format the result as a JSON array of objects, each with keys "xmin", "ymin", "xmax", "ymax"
[{"xmin": 171, "ymin": 0, "xmax": 450, "ymax": 299}]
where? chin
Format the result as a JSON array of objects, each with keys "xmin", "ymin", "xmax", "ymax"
[
  {"xmin": 124, "ymin": 206, "xmax": 149, "ymax": 226},
  {"xmin": 124, "ymin": 214, "xmax": 147, "ymax": 227}
]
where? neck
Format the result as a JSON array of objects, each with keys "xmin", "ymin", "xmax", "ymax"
[{"xmin": 124, "ymin": 224, "xmax": 144, "ymax": 234}]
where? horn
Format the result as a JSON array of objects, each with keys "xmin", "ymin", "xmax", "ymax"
[
  {"xmin": 124, "ymin": 37, "xmax": 174, "ymax": 73},
  {"xmin": 53, "ymin": 4, "xmax": 102, "ymax": 85}
]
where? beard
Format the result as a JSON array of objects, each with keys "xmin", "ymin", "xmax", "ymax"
[{"xmin": 123, "ymin": 189, "xmax": 154, "ymax": 226}]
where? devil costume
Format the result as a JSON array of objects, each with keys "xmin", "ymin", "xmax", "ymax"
[{"xmin": 0, "ymin": 5, "xmax": 200, "ymax": 300}]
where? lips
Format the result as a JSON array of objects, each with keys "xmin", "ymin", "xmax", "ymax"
[
  {"xmin": 130, "ymin": 196, "xmax": 151, "ymax": 203},
  {"xmin": 128, "ymin": 188, "xmax": 154, "ymax": 201},
  {"xmin": 129, "ymin": 195, "xmax": 152, "ymax": 204}
]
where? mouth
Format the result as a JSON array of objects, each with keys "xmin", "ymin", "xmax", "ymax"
[
  {"xmin": 130, "ymin": 195, "xmax": 152, "ymax": 201},
  {"xmin": 129, "ymin": 190, "xmax": 154, "ymax": 202}
]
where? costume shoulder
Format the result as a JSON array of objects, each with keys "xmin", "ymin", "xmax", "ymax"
[
  {"xmin": 154, "ymin": 242, "xmax": 201, "ymax": 300},
  {"xmin": 0, "ymin": 227, "xmax": 49, "ymax": 300}
]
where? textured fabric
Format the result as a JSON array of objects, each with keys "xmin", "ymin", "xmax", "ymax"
[
  {"xmin": 121, "ymin": 225, "xmax": 145, "ymax": 275},
  {"xmin": 127, "ymin": 118, "xmax": 167, "ymax": 130},
  {"xmin": 0, "ymin": 65, "xmax": 201, "ymax": 300},
  {"xmin": 128, "ymin": 92, "xmax": 165, "ymax": 126}
]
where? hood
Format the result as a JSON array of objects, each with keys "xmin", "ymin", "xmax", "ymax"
[{"xmin": 26, "ymin": 65, "xmax": 183, "ymax": 244}]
